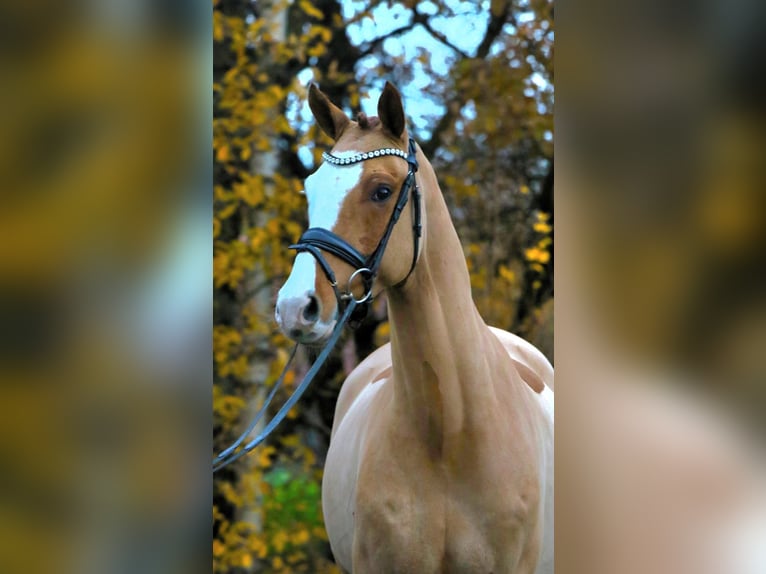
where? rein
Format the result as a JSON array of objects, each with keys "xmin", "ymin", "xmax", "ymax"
[
  {"xmin": 213, "ymin": 299, "xmax": 359, "ymax": 472},
  {"xmin": 213, "ymin": 137, "xmax": 421, "ymax": 473}
]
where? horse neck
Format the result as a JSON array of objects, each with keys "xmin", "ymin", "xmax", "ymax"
[{"xmin": 386, "ymin": 150, "xmax": 497, "ymax": 446}]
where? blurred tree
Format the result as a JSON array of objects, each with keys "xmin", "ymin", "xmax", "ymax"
[{"xmin": 213, "ymin": 0, "xmax": 553, "ymax": 571}]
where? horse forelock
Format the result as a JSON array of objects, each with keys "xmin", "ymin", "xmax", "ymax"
[{"xmin": 356, "ymin": 112, "xmax": 381, "ymax": 130}]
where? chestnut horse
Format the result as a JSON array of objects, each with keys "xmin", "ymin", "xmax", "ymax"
[{"xmin": 276, "ymin": 83, "xmax": 553, "ymax": 573}]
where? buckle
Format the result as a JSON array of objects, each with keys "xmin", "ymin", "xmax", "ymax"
[{"xmin": 347, "ymin": 267, "xmax": 374, "ymax": 304}]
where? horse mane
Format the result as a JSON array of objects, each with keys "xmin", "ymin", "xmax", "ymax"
[{"xmin": 357, "ymin": 112, "xmax": 380, "ymax": 130}]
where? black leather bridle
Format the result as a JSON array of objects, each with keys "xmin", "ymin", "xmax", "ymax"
[
  {"xmin": 289, "ymin": 136, "xmax": 422, "ymax": 325},
  {"xmin": 213, "ymin": 136, "xmax": 422, "ymax": 472}
]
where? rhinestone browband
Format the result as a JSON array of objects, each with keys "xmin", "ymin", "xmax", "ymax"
[{"xmin": 322, "ymin": 147, "xmax": 408, "ymax": 166}]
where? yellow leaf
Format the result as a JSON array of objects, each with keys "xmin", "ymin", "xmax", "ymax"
[
  {"xmin": 241, "ymin": 553, "xmax": 252, "ymax": 568},
  {"xmin": 292, "ymin": 528, "xmax": 310, "ymax": 545},
  {"xmin": 307, "ymin": 43, "xmax": 327, "ymax": 58},
  {"xmin": 218, "ymin": 201, "xmax": 237, "ymax": 219},
  {"xmin": 519, "ymin": 184, "xmax": 530, "ymax": 195},
  {"xmin": 375, "ymin": 321, "xmax": 390, "ymax": 339},
  {"xmin": 213, "ymin": 539, "xmax": 224, "ymax": 557},
  {"xmin": 281, "ymin": 434, "xmax": 300, "ymax": 448},
  {"xmin": 498, "ymin": 265, "xmax": 516, "ymax": 284},
  {"xmin": 374, "ymin": 320, "xmax": 391, "ymax": 347},
  {"xmin": 273, "ymin": 530, "xmax": 289, "ymax": 552},
  {"xmin": 299, "ymin": 0, "xmax": 324, "ymax": 20},
  {"xmin": 213, "ymin": 12, "xmax": 224, "ymax": 42},
  {"xmin": 283, "ymin": 370, "xmax": 295, "ymax": 388},
  {"xmin": 216, "ymin": 144, "xmax": 230, "ymax": 162},
  {"xmin": 524, "ymin": 247, "xmax": 550, "ymax": 264},
  {"xmin": 257, "ymin": 445, "xmax": 276, "ymax": 468}
]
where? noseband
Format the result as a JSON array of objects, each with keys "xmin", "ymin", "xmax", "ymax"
[
  {"xmin": 289, "ymin": 136, "xmax": 422, "ymax": 325},
  {"xmin": 213, "ymin": 137, "xmax": 422, "ymax": 472}
]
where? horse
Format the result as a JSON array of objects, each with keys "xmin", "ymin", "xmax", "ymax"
[{"xmin": 275, "ymin": 82, "xmax": 554, "ymax": 574}]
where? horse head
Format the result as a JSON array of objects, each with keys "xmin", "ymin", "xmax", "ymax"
[{"xmin": 276, "ymin": 82, "xmax": 422, "ymax": 343}]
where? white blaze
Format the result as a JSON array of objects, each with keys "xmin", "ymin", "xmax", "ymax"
[
  {"xmin": 305, "ymin": 154, "xmax": 364, "ymax": 229},
  {"xmin": 277, "ymin": 152, "xmax": 363, "ymax": 318}
]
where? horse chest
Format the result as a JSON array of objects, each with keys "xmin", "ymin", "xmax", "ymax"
[
  {"xmin": 349, "ymin": 437, "xmax": 538, "ymax": 573},
  {"xmin": 324, "ymin": 368, "xmax": 547, "ymax": 573},
  {"xmin": 352, "ymin": 461, "xmax": 446, "ymax": 572}
]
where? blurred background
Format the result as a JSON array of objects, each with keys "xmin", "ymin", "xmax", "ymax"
[
  {"xmin": 557, "ymin": 0, "xmax": 766, "ymax": 572},
  {"xmin": 212, "ymin": 0, "xmax": 553, "ymax": 571},
  {"xmin": 0, "ymin": 1, "xmax": 211, "ymax": 574}
]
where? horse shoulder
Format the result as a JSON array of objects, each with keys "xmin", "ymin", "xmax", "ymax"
[
  {"xmin": 324, "ymin": 344, "xmax": 395, "ymax": 572},
  {"xmin": 488, "ymin": 326, "xmax": 554, "ymax": 392},
  {"xmin": 331, "ymin": 343, "xmax": 393, "ymax": 437}
]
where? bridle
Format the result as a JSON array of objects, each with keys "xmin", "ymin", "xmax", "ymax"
[
  {"xmin": 289, "ymin": 136, "xmax": 421, "ymax": 325},
  {"xmin": 213, "ymin": 136, "xmax": 422, "ymax": 472}
]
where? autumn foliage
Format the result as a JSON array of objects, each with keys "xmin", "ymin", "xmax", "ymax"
[{"xmin": 213, "ymin": 0, "xmax": 553, "ymax": 571}]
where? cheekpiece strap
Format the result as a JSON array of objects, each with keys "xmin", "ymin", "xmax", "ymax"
[{"xmin": 406, "ymin": 137, "xmax": 418, "ymax": 172}]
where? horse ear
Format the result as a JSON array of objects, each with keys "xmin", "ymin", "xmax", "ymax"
[
  {"xmin": 377, "ymin": 81, "xmax": 405, "ymax": 139},
  {"xmin": 308, "ymin": 84, "xmax": 350, "ymax": 141}
]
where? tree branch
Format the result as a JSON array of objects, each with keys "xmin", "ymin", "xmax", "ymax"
[
  {"xmin": 476, "ymin": 0, "xmax": 511, "ymax": 59},
  {"xmin": 358, "ymin": 23, "xmax": 416, "ymax": 59},
  {"xmin": 421, "ymin": 4, "xmax": 511, "ymax": 157},
  {"xmin": 413, "ymin": 11, "xmax": 469, "ymax": 59}
]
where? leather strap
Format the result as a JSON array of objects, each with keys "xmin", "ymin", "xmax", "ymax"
[{"xmin": 291, "ymin": 227, "xmax": 367, "ymax": 271}]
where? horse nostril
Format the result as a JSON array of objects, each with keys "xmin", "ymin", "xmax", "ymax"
[{"xmin": 303, "ymin": 295, "xmax": 320, "ymax": 322}]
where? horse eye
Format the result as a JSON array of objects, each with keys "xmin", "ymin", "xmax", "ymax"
[{"xmin": 371, "ymin": 186, "xmax": 393, "ymax": 203}]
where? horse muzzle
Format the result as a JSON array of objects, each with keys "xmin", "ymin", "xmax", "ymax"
[{"xmin": 275, "ymin": 290, "xmax": 336, "ymax": 344}]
